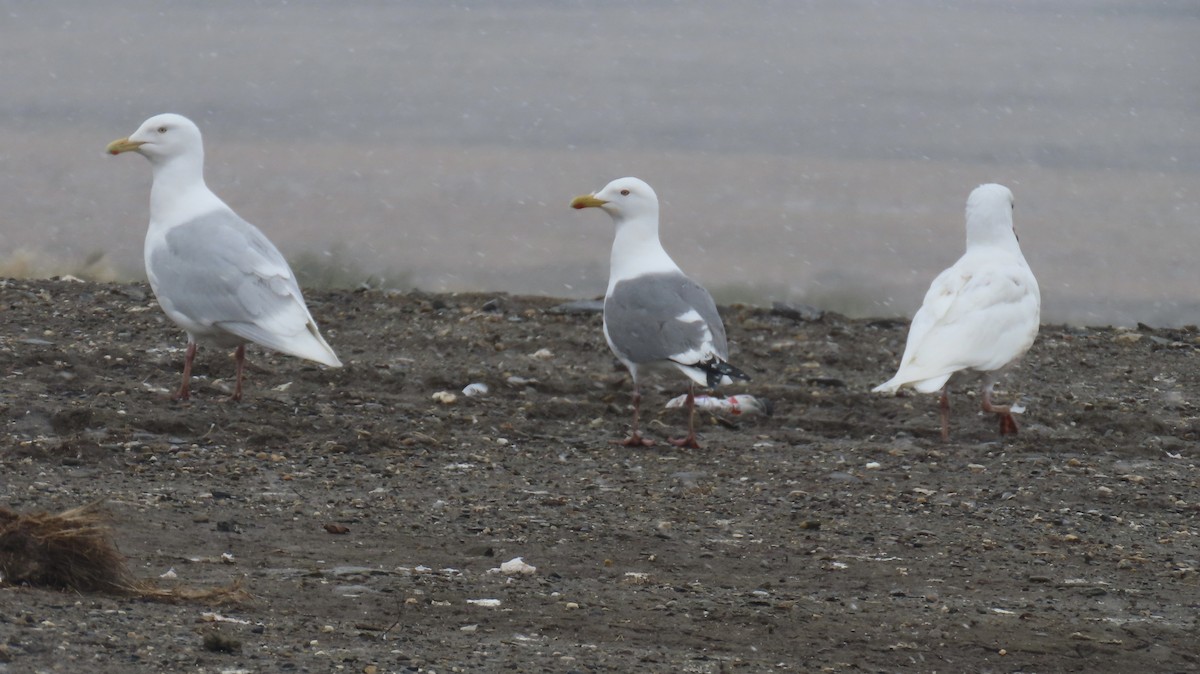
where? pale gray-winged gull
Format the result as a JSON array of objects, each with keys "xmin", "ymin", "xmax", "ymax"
[
  {"xmin": 107, "ymin": 113, "xmax": 342, "ymax": 401},
  {"xmin": 874, "ymin": 183, "xmax": 1040, "ymax": 441},
  {"xmin": 571, "ymin": 177, "xmax": 750, "ymax": 448}
]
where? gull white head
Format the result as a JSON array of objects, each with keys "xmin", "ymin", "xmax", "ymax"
[
  {"xmin": 571, "ymin": 176, "xmax": 680, "ymax": 284},
  {"xmin": 107, "ymin": 113, "xmax": 204, "ymax": 166},
  {"xmin": 965, "ymin": 183, "xmax": 1018, "ymax": 249},
  {"xmin": 570, "ymin": 177, "xmax": 660, "ymax": 226},
  {"xmin": 107, "ymin": 113, "xmax": 222, "ymax": 224}
]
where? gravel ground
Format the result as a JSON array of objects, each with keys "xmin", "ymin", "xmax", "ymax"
[{"xmin": 1, "ymin": 278, "xmax": 1197, "ymax": 673}]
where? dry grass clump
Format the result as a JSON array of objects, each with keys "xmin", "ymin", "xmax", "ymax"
[
  {"xmin": 0, "ymin": 248, "xmax": 122, "ymax": 282},
  {"xmin": 0, "ymin": 502, "xmax": 247, "ymax": 604},
  {"xmin": 0, "ymin": 502, "xmax": 134, "ymax": 593}
]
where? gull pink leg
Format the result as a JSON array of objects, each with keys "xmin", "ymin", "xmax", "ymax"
[
  {"xmin": 939, "ymin": 385, "xmax": 950, "ymax": 442},
  {"xmin": 172, "ymin": 342, "xmax": 197, "ymax": 401},
  {"xmin": 982, "ymin": 383, "xmax": 1018, "ymax": 435},
  {"xmin": 231, "ymin": 344, "xmax": 246, "ymax": 402},
  {"xmin": 616, "ymin": 384, "xmax": 655, "ymax": 447},
  {"xmin": 669, "ymin": 383, "xmax": 702, "ymax": 449}
]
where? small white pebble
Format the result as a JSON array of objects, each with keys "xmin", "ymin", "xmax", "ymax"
[
  {"xmin": 432, "ymin": 391, "xmax": 458, "ymax": 404},
  {"xmin": 466, "ymin": 599, "xmax": 502, "ymax": 608},
  {"xmin": 462, "ymin": 382, "xmax": 489, "ymax": 397},
  {"xmin": 499, "ymin": 557, "xmax": 537, "ymax": 575},
  {"xmin": 865, "ymin": 462, "xmax": 881, "ymax": 470},
  {"xmin": 530, "ymin": 348, "xmax": 554, "ymax": 360}
]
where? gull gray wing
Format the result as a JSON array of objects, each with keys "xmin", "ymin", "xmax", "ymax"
[
  {"xmin": 604, "ymin": 272, "xmax": 729, "ymax": 366},
  {"xmin": 148, "ymin": 209, "xmax": 341, "ymax": 366}
]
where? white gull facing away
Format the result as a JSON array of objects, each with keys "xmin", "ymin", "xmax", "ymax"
[{"xmin": 874, "ymin": 183, "xmax": 1040, "ymax": 441}]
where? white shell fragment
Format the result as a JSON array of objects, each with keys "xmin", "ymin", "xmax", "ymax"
[
  {"xmin": 466, "ymin": 598, "xmax": 502, "ymax": 607},
  {"xmin": 200, "ymin": 612, "xmax": 251, "ymax": 625},
  {"xmin": 499, "ymin": 557, "xmax": 537, "ymax": 575},
  {"xmin": 432, "ymin": 391, "xmax": 458, "ymax": 404},
  {"xmin": 462, "ymin": 382, "xmax": 489, "ymax": 397}
]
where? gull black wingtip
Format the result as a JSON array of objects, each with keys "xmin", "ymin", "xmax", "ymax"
[{"xmin": 702, "ymin": 358, "xmax": 751, "ymax": 388}]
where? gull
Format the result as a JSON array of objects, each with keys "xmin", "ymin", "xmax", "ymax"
[
  {"xmin": 874, "ymin": 183, "xmax": 1040, "ymax": 440},
  {"xmin": 107, "ymin": 113, "xmax": 342, "ymax": 401},
  {"xmin": 572, "ymin": 177, "xmax": 749, "ymax": 448}
]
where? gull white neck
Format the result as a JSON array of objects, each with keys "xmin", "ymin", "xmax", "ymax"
[
  {"xmin": 607, "ymin": 214, "xmax": 682, "ymax": 292},
  {"xmin": 147, "ymin": 153, "xmax": 226, "ymax": 228}
]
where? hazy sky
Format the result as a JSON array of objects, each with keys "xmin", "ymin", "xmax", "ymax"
[{"xmin": 1, "ymin": 1, "xmax": 1197, "ymax": 324}]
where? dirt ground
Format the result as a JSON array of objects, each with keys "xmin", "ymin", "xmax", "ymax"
[{"xmin": 1, "ymin": 277, "xmax": 1197, "ymax": 673}]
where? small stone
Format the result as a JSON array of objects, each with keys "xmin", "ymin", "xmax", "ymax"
[{"xmin": 201, "ymin": 630, "xmax": 241, "ymax": 653}]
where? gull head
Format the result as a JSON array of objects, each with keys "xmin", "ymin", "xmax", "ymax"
[
  {"xmin": 967, "ymin": 183, "xmax": 1015, "ymax": 215},
  {"xmin": 965, "ymin": 183, "xmax": 1018, "ymax": 246},
  {"xmin": 107, "ymin": 113, "xmax": 203, "ymax": 164},
  {"xmin": 570, "ymin": 177, "xmax": 659, "ymax": 222}
]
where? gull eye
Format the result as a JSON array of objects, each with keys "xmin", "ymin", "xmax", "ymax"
[
  {"xmin": 620, "ymin": 189, "xmax": 630, "ymax": 196},
  {"xmin": 157, "ymin": 126, "xmax": 168, "ymax": 133}
]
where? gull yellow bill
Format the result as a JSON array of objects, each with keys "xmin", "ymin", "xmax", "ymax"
[
  {"xmin": 106, "ymin": 138, "xmax": 145, "ymax": 155},
  {"xmin": 570, "ymin": 194, "xmax": 607, "ymax": 209}
]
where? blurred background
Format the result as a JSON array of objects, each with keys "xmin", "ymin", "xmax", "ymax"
[{"xmin": 1, "ymin": 0, "xmax": 1196, "ymax": 325}]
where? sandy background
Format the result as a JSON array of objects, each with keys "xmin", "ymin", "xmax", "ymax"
[{"xmin": 0, "ymin": 1, "xmax": 1197, "ymax": 324}]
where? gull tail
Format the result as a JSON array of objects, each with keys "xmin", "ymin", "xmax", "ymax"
[{"xmin": 299, "ymin": 320, "xmax": 343, "ymax": 368}]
